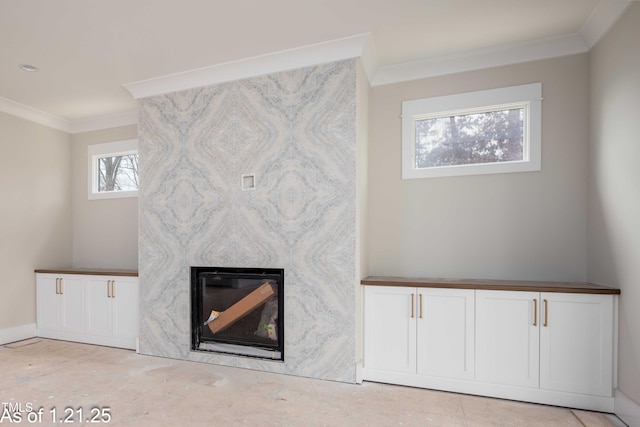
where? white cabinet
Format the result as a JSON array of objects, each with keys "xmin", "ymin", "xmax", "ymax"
[
  {"xmin": 110, "ymin": 278, "xmax": 139, "ymax": 344},
  {"xmin": 85, "ymin": 277, "xmax": 113, "ymax": 337},
  {"xmin": 364, "ymin": 286, "xmax": 416, "ymax": 373},
  {"xmin": 36, "ymin": 275, "xmax": 85, "ymax": 335},
  {"xmin": 362, "ymin": 282, "xmax": 617, "ymax": 412},
  {"xmin": 539, "ymin": 292, "xmax": 613, "ymax": 397},
  {"xmin": 475, "ymin": 290, "xmax": 614, "ymax": 397},
  {"xmin": 36, "ymin": 273, "xmax": 139, "ymax": 350},
  {"xmin": 416, "ymin": 288, "xmax": 475, "ymax": 380},
  {"xmin": 475, "ymin": 290, "xmax": 539, "ymax": 388},
  {"xmin": 85, "ymin": 276, "xmax": 139, "ymax": 348},
  {"xmin": 364, "ymin": 286, "xmax": 474, "ymax": 381}
]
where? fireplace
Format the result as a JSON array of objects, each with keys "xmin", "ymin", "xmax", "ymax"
[
  {"xmin": 138, "ymin": 60, "xmax": 359, "ymax": 382},
  {"xmin": 191, "ymin": 267, "xmax": 284, "ymax": 360}
]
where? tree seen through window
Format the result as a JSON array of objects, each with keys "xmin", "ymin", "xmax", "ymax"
[
  {"xmin": 415, "ymin": 108, "xmax": 524, "ymax": 169},
  {"xmin": 98, "ymin": 154, "xmax": 139, "ymax": 192}
]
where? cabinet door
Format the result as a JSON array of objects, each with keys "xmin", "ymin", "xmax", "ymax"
[
  {"xmin": 111, "ymin": 278, "xmax": 139, "ymax": 342},
  {"xmin": 417, "ymin": 288, "xmax": 474, "ymax": 380},
  {"xmin": 36, "ymin": 275, "xmax": 62, "ymax": 331},
  {"xmin": 59, "ymin": 276, "xmax": 85, "ymax": 333},
  {"xmin": 85, "ymin": 277, "xmax": 113, "ymax": 337},
  {"xmin": 475, "ymin": 290, "xmax": 539, "ymax": 388},
  {"xmin": 364, "ymin": 286, "xmax": 416, "ymax": 373},
  {"xmin": 539, "ymin": 293, "xmax": 613, "ymax": 396}
]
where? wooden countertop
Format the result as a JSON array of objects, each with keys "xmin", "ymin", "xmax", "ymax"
[
  {"xmin": 361, "ymin": 276, "xmax": 620, "ymax": 295},
  {"xmin": 35, "ymin": 268, "xmax": 138, "ymax": 277}
]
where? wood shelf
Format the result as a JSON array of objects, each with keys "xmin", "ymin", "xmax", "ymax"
[
  {"xmin": 35, "ymin": 268, "xmax": 138, "ymax": 277},
  {"xmin": 361, "ymin": 276, "xmax": 620, "ymax": 295}
]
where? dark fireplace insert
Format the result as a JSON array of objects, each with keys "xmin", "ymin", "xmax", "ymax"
[{"xmin": 191, "ymin": 267, "xmax": 284, "ymax": 360}]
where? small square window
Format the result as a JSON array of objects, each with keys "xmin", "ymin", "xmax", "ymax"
[
  {"xmin": 88, "ymin": 139, "xmax": 138, "ymax": 200},
  {"xmin": 402, "ymin": 83, "xmax": 542, "ymax": 179}
]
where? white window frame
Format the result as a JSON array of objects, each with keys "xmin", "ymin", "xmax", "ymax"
[
  {"xmin": 402, "ymin": 83, "xmax": 542, "ymax": 179},
  {"xmin": 88, "ymin": 139, "xmax": 139, "ymax": 200}
]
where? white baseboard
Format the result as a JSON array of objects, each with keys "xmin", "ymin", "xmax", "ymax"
[
  {"xmin": 616, "ymin": 389, "xmax": 640, "ymax": 427},
  {"xmin": 37, "ymin": 329, "xmax": 137, "ymax": 351},
  {"xmin": 363, "ymin": 368, "xmax": 615, "ymax": 412},
  {"xmin": 0, "ymin": 323, "xmax": 37, "ymax": 345}
]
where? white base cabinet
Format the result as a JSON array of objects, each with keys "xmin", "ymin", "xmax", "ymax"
[
  {"xmin": 475, "ymin": 290, "xmax": 540, "ymax": 388},
  {"xmin": 37, "ymin": 273, "xmax": 138, "ymax": 350},
  {"xmin": 36, "ymin": 275, "xmax": 85, "ymax": 335},
  {"xmin": 475, "ymin": 290, "xmax": 614, "ymax": 397},
  {"xmin": 363, "ymin": 285, "xmax": 616, "ymax": 412},
  {"xmin": 364, "ymin": 286, "xmax": 475, "ymax": 382},
  {"xmin": 538, "ymin": 292, "xmax": 613, "ymax": 396},
  {"xmin": 364, "ymin": 286, "xmax": 416, "ymax": 374},
  {"xmin": 417, "ymin": 288, "xmax": 475, "ymax": 380}
]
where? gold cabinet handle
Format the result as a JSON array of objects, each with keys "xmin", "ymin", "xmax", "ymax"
[
  {"xmin": 419, "ymin": 294, "xmax": 423, "ymax": 319},
  {"xmin": 411, "ymin": 294, "xmax": 415, "ymax": 318},
  {"xmin": 533, "ymin": 299, "xmax": 538, "ymax": 326},
  {"xmin": 543, "ymin": 299, "xmax": 548, "ymax": 327},
  {"xmin": 106, "ymin": 280, "xmax": 116, "ymax": 298}
]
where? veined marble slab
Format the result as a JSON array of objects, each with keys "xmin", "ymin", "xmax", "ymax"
[{"xmin": 138, "ymin": 59, "xmax": 358, "ymax": 382}]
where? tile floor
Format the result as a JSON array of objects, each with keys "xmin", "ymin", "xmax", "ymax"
[{"xmin": 0, "ymin": 339, "xmax": 626, "ymax": 426}]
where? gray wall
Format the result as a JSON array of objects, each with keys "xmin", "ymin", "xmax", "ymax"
[
  {"xmin": 588, "ymin": 3, "xmax": 640, "ymax": 408},
  {"xmin": 0, "ymin": 112, "xmax": 72, "ymax": 330},
  {"xmin": 368, "ymin": 54, "xmax": 590, "ymax": 282},
  {"xmin": 71, "ymin": 125, "xmax": 138, "ymax": 269},
  {"xmin": 138, "ymin": 60, "xmax": 361, "ymax": 382}
]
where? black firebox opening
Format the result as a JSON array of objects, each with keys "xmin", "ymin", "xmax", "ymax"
[{"xmin": 191, "ymin": 266, "xmax": 284, "ymax": 361}]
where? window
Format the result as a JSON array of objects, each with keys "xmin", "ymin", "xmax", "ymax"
[
  {"xmin": 88, "ymin": 139, "xmax": 139, "ymax": 200},
  {"xmin": 402, "ymin": 83, "xmax": 542, "ymax": 179}
]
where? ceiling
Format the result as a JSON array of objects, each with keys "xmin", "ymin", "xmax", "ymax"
[{"xmin": 0, "ymin": 0, "xmax": 631, "ymax": 131}]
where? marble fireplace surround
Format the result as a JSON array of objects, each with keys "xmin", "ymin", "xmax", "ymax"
[{"xmin": 137, "ymin": 59, "xmax": 364, "ymax": 383}]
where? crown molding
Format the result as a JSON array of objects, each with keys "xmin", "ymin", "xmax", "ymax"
[
  {"xmin": 371, "ymin": 34, "xmax": 588, "ymax": 86},
  {"xmin": 579, "ymin": 0, "xmax": 633, "ymax": 49},
  {"xmin": 69, "ymin": 110, "xmax": 138, "ymax": 134},
  {"xmin": 371, "ymin": 0, "xmax": 632, "ymax": 86},
  {"xmin": 0, "ymin": 96, "xmax": 71, "ymax": 132},
  {"xmin": 0, "ymin": 96, "xmax": 137, "ymax": 134},
  {"xmin": 124, "ymin": 33, "xmax": 375, "ymax": 99},
  {"xmin": 358, "ymin": 35, "xmax": 379, "ymax": 85},
  {"xmin": 3, "ymin": 1, "xmax": 633, "ymax": 130}
]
